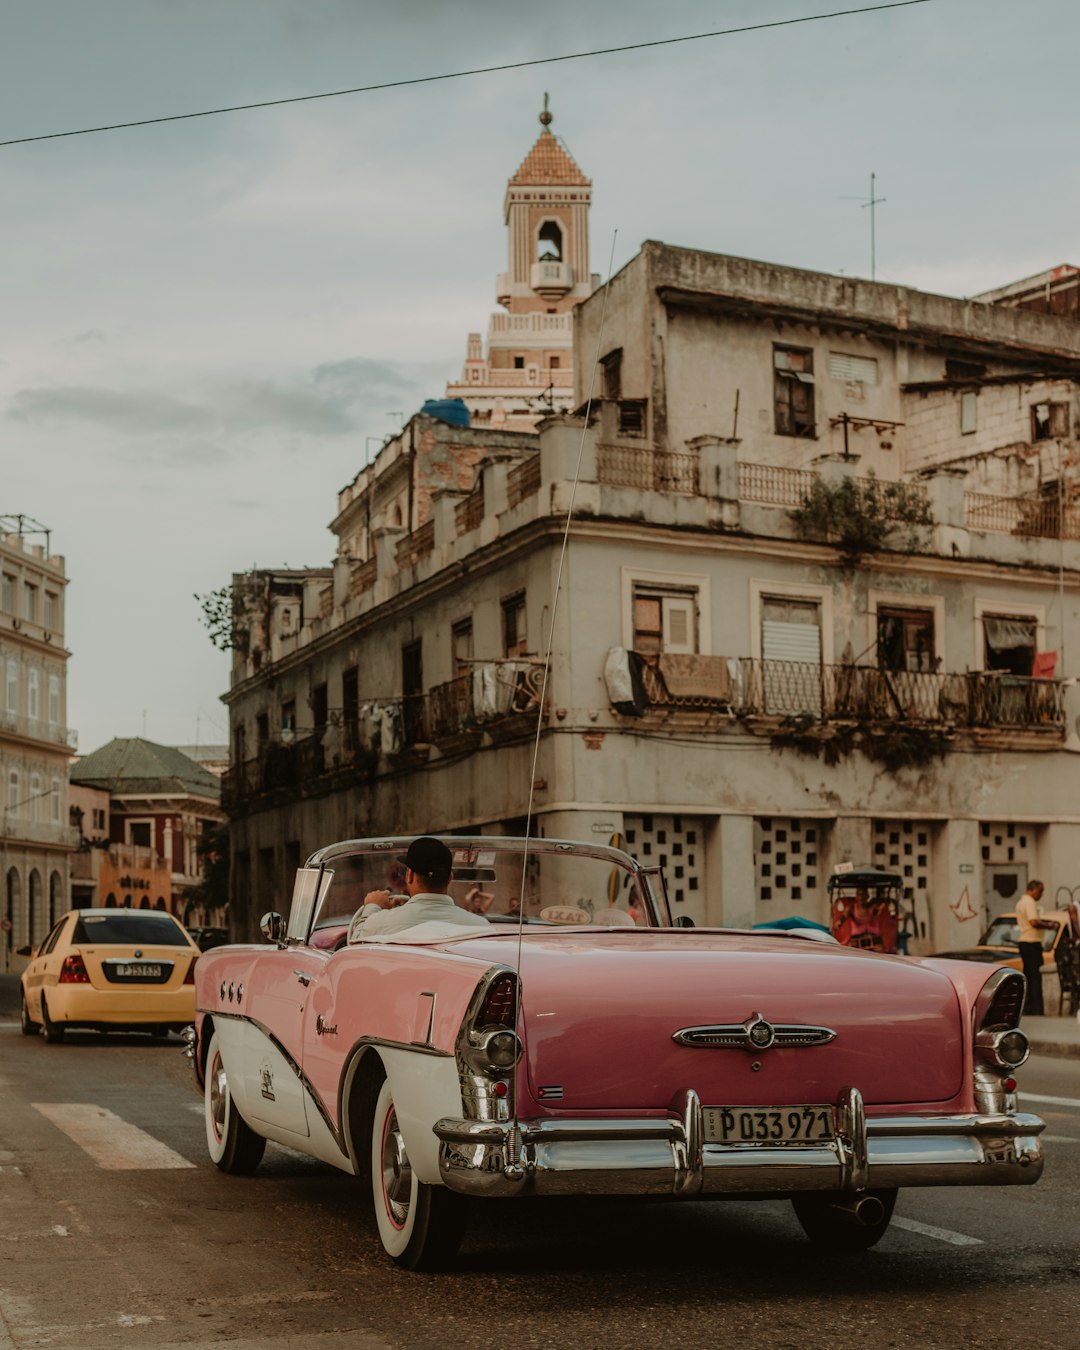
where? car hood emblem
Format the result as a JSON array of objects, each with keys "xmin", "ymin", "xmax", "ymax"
[{"xmin": 672, "ymin": 1011, "xmax": 836, "ymax": 1050}]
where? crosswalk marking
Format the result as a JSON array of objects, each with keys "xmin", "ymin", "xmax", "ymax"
[
  {"xmin": 1019, "ymin": 1091, "xmax": 1080, "ymax": 1109},
  {"xmin": 892, "ymin": 1215, "xmax": 982, "ymax": 1246},
  {"xmin": 31, "ymin": 1104, "xmax": 195, "ymax": 1170}
]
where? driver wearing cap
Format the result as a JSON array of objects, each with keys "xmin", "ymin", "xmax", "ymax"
[{"xmin": 346, "ymin": 836, "xmax": 491, "ymax": 943}]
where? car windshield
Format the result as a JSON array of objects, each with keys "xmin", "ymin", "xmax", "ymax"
[
  {"xmin": 311, "ymin": 842, "xmax": 658, "ymax": 932},
  {"xmin": 72, "ymin": 912, "xmax": 191, "ymax": 947},
  {"xmin": 982, "ymin": 917, "xmax": 1058, "ymax": 951}
]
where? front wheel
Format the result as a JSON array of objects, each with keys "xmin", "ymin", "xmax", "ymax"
[
  {"xmin": 791, "ymin": 1188, "xmax": 897, "ymax": 1251},
  {"xmin": 40, "ymin": 996, "xmax": 65, "ymax": 1043},
  {"xmin": 204, "ymin": 1030, "xmax": 266, "ymax": 1174},
  {"xmin": 20, "ymin": 993, "xmax": 37, "ymax": 1036},
  {"xmin": 370, "ymin": 1076, "xmax": 468, "ymax": 1270}
]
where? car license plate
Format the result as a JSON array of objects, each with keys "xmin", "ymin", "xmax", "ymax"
[
  {"xmin": 703, "ymin": 1105, "xmax": 835, "ymax": 1144},
  {"xmin": 115, "ymin": 962, "xmax": 162, "ymax": 978}
]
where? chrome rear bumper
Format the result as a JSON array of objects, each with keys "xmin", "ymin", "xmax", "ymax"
[{"xmin": 434, "ymin": 1088, "xmax": 1045, "ymax": 1199}]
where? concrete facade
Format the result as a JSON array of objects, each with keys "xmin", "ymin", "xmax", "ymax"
[{"xmin": 0, "ymin": 519, "xmax": 77, "ymax": 972}]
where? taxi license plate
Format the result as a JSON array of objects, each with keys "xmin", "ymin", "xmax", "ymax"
[
  {"xmin": 703, "ymin": 1105, "xmax": 835, "ymax": 1145},
  {"xmin": 116, "ymin": 962, "xmax": 162, "ymax": 978}
]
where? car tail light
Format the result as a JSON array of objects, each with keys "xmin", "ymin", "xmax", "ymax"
[
  {"xmin": 980, "ymin": 973, "xmax": 1025, "ymax": 1030},
  {"xmin": 59, "ymin": 953, "xmax": 90, "ymax": 984},
  {"xmin": 184, "ymin": 958, "xmax": 197, "ymax": 985},
  {"xmin": 476, "ymin": 972, "xmax": 517, "ymax": 1029}
]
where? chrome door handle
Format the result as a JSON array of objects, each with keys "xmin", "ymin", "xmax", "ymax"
[{"xmin": 293, "ymin": 969, "xmax": 312, "ymax": 986}]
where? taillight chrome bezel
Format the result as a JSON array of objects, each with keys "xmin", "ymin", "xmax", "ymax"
[
  {"xmin": 974, "ymin": 1026, "xmax": 1030, "ymax": 1070},
  {"xmin": 456, "ymin": 966, "xmax": 521, "ymax": 1121},
  {"xmin": 973, "ymin": 968, "xmax": 1026, "ymax": 1036}
]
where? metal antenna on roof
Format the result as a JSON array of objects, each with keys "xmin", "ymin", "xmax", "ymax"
[{"xmin": 840, "ymin": 172, "xmax": 885, "ymax": 281}]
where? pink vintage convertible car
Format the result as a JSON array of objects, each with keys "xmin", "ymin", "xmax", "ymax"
[{"xmin": 189, "ymin": 836, "xmax": 1044, "ymax": 1269}]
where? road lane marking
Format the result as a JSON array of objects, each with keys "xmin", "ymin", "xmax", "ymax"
[
  {"xmin": 1042, "ymin": 1134, "xmax": 1079, "ymax": 1143},
  {"xmin": 31, "ymin": 1104, "xmax": 195, "ymax": 1170},
  {"xmin": 892, "ymin": 1216, "xmax": 982, "ymax": 1246},
  {"xmin": 1019, "ymin": 1092, "xmax": 1080, "ymax": 1109}
]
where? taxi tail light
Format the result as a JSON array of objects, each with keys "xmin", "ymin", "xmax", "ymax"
[
  {"xmin": 183, "ymin": 958, "xmax": 197, "ymax": 985},
  {"xmin": 59, "ymin": 953, "xmax": 90, "ymax": 984}
]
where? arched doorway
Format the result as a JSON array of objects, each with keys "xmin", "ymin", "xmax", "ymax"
[
  {"xmin": 105, "ymin": 893, "xmax": 117, "ymax": 908},
  {"xmin": 5, "ymin": 869, "xmax": 20, "ymax": 959},
  {"xmin": 27, "ymin": 870, "xmax": 41, "ymax": 949},
  {"xmin": 49, "ymin": 871, "xmax": 63, "ymax": 928}
]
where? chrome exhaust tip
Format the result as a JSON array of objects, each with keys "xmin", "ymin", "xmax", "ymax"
[{"xmin": 829, "ymin": 1193, "xmax": 885, "ymax": 1227}]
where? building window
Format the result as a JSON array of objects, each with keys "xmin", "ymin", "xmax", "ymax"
[
  {"xmin": 601, "ymin": 349, "xmax": 622, "ymax": 400},
  {"xmin": 773, "ymin": 346, "xmax": 816, "ymax": 438},
  {"xmin": 23, "ymin": 582, "xmax": 37, "ymax": 623},
  {"xmin": 761, "ymin": 596, "xmax": 822, "ymax": 663},
  {"xmin": 618, "ymin": 400, "xmax": 647, "ymax": 437},
  {"xmin": 513, "ymin": 355, "xmax": 525, "ymax": 370},
  {"xmin": 1, "ymin": 574, "xmax": 14, "ymax": 614},
  {"xmin": 256, "ymin": 712, "xmax": 269, "ymax": 750},
  {"xmin": 1032, "ymin": 402, "xmax": 1069, "ymax": 441},
  {"xmin": 6, "ymin": 659, "xmax": 16, "ymax": 714},
  {"xmin": 877, "ymin": 608, "xmax": 936, "ymax": 673},
  {"xmin": 983, "ymin": 614, "xmax": 1037, "ymax": 676},
  {"xmin": 537, "ymin": 221, "xmax": 563, "ymax": 261},
  {"xmin": 27, "ymin": 668, "xmax": 39, "ymax": 721},
  {"xmin": 401, "ymin": 641, "xmax": 424, "ymax": 745},
  {"xmin": 549, "ymin": 356, "xmax": 560, "ymax": 370},
  {"xmin": 29, "ymin": 774, "xmax": 41, "ymax": 822},
  {"xmin": 501, "ymin": 593, "xmax": 528, "ymax": 657},
  {"xmin": 8, "ymin": 770, "xmax": 19, "ymax": 816},
  {"xmin": 50, "ymin": 779, "xmax": 61, "ymax": 824},
  {"xmin": 280, "ymin": 699, "xmax": 296, "ymax": 734},
  {"xmin": 452, "ymin": 618, "xmax": 474, "ymax": 675},
  {"xmin": 44, "ymin": 592, "xmax": 58, "ymax": 630},
  {"xmin": 310, "ymin": 683, "xmax": 328, "ymax": 729},
  {"xmin": 342, "ymin": 666, "xmax": 359, "ymax": 725},
  {"xmin": 47, "ymin": 674, "xmax": 60, "ymax": 725},
  {"xmin": 129, "ymin": 821, "xmax": 152, "ymax": 849},
  {"xmin": 960, "ymin": 390, "xmax": 977, "ymax": 435},
  {"xmin": 632, "ymin": 586, "xmax": 698, "ymax": 655},
  {"xmin": 828, "ymin": 352, "xmax": 878, "ymax": 385}
]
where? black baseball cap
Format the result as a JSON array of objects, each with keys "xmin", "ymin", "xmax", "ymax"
[{"xmin": 396, "ymin": 836, "xmax": 453, "ymax": 878}]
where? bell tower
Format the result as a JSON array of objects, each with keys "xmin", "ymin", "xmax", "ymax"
[{"xmin": 446, "ymin": 99, "xmax": 595, "ymax": 430}]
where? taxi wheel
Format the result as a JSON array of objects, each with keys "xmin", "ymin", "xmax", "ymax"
[
  {"xmin": 204, "ymin": 1030, "xmax": 266, "ymax": 1174},
  {"xmin": 20, "ymin": 993, "xmax": 38, "ymax": 1036},
  {"xmin": 791, "ymin": 1188, "xmax": 897, "ymax": 1251},
  {"xmin": 40, "ymin": 997, "xmax": 65, "ymax": 1044},
  {"xmin": 369, "ymin": 1074, "xmax": 468, "ymax": 1271}
]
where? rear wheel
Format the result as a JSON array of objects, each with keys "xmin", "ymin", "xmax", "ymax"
[
  {"xmin": 791, "ymin": 1188, "xmax": 897, "ymax": 1251},
  {"xmin": 40, "ymin": 996, "xmax": 65, "ymax": 1043},
  {"xmin": 204, "ymin": 1030, "xmax": 266, "ymax": 1174},
  {"xmin": 20, "ymin": 993, "xmax": 37, "ymax": 1036},
  {"xmin": 369, "ymin": 1075, "xmax": 468, "ymax": 1270}
]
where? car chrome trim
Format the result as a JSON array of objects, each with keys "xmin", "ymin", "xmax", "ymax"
[
  {"xmin": 435, "ymin": 1095, "xmax": 1045, "ymax": 1199},
  {"xmin": 673, "ymin": 1016, "xmax": 836, "ymax": 1050}
]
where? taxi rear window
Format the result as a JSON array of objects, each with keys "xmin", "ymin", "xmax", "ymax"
[{"xmin": 72, "ymin": 913, "xmax": 191, "ymax": 947}]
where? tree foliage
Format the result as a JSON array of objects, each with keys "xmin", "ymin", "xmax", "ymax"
[{"xmin": 789, "ymin": 471, "xmax": 934, "ymax": 564}]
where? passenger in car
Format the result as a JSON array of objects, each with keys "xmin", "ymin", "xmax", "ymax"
[{"xmin": 347, "ymin": 837, "xmax": 491, "ymax": 943}]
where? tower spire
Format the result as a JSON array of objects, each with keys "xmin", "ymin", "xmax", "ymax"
[{"xmin": 539, "ymin": 93, "xmax": 552, "ymax": 127}]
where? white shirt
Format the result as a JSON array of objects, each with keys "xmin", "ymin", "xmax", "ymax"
[
  {"xmin": 1015, "ymin": 891, "xmax": 1043, "ymax": 945},
  {"xmin": 347, "ymin": 892, "xmax": 490, "ymax": 944}
]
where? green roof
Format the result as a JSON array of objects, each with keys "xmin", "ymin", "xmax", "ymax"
[{"xmin": 71, "ymin": 737, "xmax": 221, "ymax": 801}]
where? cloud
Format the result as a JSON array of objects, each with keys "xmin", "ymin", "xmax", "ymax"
[{"xmin": 7, "ymin": 385, "xmax": 212, "ymax": 433}]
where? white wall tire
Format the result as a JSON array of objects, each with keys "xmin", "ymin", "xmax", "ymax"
[
  {"xmin": 204, "ymin": 1029, "xmax": 266, "ymax": 1175},
  {"xmin": 369, "ymin": 1075, "xmax": 468, "ymax": 1270}
]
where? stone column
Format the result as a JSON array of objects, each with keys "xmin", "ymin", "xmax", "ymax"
[
  {"xmin": 703, "ymin": 815, "xmax": 755, "ymax": 928},
  {"xmin": 931, "ymin": 818, "xmax": 983, "ymax": 954}
]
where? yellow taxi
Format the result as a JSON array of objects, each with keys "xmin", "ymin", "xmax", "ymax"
[{"xmin": 18, "ymin": 907, "xmax": 199, "ymax": 1041}]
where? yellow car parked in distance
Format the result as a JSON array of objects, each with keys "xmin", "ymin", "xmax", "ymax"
[{"xmin": 18, "ymin": 908, "xmax": 199, "ymax": 1041}]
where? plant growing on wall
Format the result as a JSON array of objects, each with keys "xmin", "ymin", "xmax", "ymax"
[
  {"xmin": 770, "ymin": 714, "xmax": 950, "ymax": 772},
  {"xmin": 194, "ymin": 573, "xmax": 262, "ymax": 653},
  {"xmin": 790, "ymin": 470, "xmax": 934, "ymax": 564}
]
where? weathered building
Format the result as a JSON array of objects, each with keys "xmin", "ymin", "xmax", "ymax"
[
  {"xmin": 70, "ymin": 738, "xmax": 225, "ymax": 922},
  {"xmin": 0, "ymin": 516, "xmax": 77, "ymax": 970},
  {"xmin": 220, "ymin": 217, "xmax": 1080, "ymax": 957},
  {"xmin": 444, "ymin": 101, "xmax": 596, "ymax": 430}
]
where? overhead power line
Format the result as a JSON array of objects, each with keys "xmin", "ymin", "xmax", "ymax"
[{"xmin": 1, "ymin": 2, "xmax": 932, "ymax": 149}]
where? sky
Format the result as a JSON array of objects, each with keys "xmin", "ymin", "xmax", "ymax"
[{"xmin": 3, "ymin": 0, "xmax": 1078, "ymax": 756}]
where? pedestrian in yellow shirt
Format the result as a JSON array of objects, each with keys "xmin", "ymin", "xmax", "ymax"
[{"xmin": 1015, "ymin": 880, "xmax": 1054, "ymax": 1016}]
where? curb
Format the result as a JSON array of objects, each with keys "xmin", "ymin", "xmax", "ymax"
[{"xmin": 1027, "ymin": 1038, "xmax": 1080, "ymax": 1061}]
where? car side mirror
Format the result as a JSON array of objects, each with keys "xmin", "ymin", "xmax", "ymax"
[
  {"xmin": 15, "ymin": 944, "xmax": 32, "ymax": 957},
  {"xmin": 260, "ymin": 912, "xmax": 286, "ymax": 944},
  {"xmin": 674, "ymin": 915, "xmax": 696, "ymax": 929}
]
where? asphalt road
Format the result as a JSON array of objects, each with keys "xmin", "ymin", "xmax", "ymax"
[{"xmin": 1, "ymin": 989, "xmax": 1079, "ymax": 1350}]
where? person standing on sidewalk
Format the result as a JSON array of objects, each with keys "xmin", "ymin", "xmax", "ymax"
[{"xmin": 1016, "ymin": 880, "xmax": 1055, "ymax": 1016}]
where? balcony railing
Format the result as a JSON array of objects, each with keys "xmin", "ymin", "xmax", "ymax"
[
  {"xmin": 964, "ymin": 491, "xmax": 1080, "ymax": 540},
  {"xmin": 507, "ymin": 455, "xmax": 541, "ymax": 507},
  {"xmin": 0, "ymin": 710, "xmax": 77, "ymax": 750},
  {"xmin": 738, "ymin": 462, "xmax": 819, "ymax": 507},
  {"xmin": 455, "ymin": 491, "xmax": 485, "ymax": 536},
  {"xmin": 597, "ymin": 445, "xmax": 700, "ymax": 495},
  {"xmin": 0, "ymin": 818, "xmax": 80, "ymax": 847},
  {"xmin": 348, "ymin": 558, "xmax": 377, "ymax": 598},
  {"xmin": 395, "ymin": 521, "xmax": 434, "ymax": 571},
  {"xmin": 637, "ymin": 655, "xmax": 1065, "ymax": 730}
]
